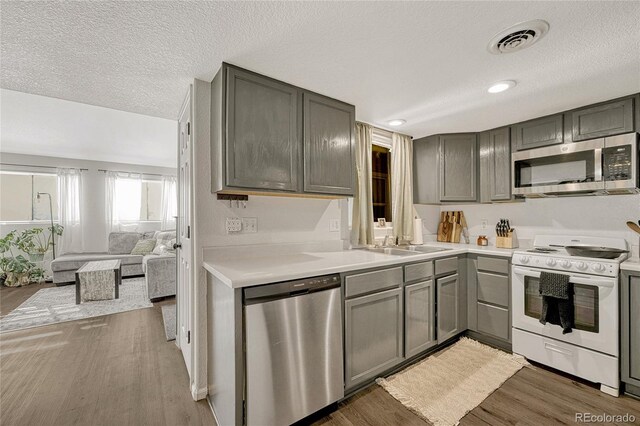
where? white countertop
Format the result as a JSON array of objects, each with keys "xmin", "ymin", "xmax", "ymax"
[
  {"xmin": 621, "ymin": 258, "xmax": 640, "ymax": 273},
  {"xmin": 203, "ymin": 241, "xmax": 522, "ymax": 289}
]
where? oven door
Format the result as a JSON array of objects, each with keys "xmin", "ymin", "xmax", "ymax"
[
  {"xmin": 512, "ymin": 266, "xmax": 618, "ymax": 356},
  {"xmin": 512, "ymin": 139, "xmax": 604, "ymax": 196}
]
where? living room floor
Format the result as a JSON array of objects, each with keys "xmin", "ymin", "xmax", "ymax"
[{"xmin": 0, "ymin": 284, "xmax": 213, "ymax": 426}]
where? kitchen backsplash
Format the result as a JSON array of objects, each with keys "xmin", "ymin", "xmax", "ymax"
[{"xmin": 415, "ymin": 194, "xmax": 640, "ymax": 258}]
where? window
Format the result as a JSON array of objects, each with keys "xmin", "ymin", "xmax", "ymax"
[
  {"xmin": 372, "ymin": 145, "xmax": 392, "ymax": 222},
  {"xmin": 141, "ymin": 181, "xmax": 163, "ymax": 221},
  {"xmin": 0, "ymin": 172, "xmax": 58, "ymax": 222},
  {"xmin": 112, "ymin": 178, "xmax": 163, "ymax": 222}
]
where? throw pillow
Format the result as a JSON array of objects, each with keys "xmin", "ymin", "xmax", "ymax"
[{"xmin": 130, "ymin": 239, "xmax": 157, "ymax": 255}]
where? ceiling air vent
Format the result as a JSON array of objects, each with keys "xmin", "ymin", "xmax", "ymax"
[{"xmin": 487, "ymin": 20, "xmax": 550, "ymax": 54}]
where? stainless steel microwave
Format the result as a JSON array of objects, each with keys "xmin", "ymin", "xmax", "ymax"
[{"xmin": 512, "ymin": 132, "xmax": 638, "ymax": 197}]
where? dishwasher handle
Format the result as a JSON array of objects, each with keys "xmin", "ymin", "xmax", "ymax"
[{"xmin": 244, "ymin": 274, "xmax": 341, "ymax": 305}]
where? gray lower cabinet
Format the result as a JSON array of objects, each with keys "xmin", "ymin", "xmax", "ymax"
[
  {"xmin": 567, "ymin": 97, "xmax": 634, "ymax": 142},
  {"xmin": 512, "ymin": 114, "xmax": 563, "ymax": 151},
  {"xmin": 480, "ymin": 127, "xmax": 512, "ymax": 202},
  {"xmin": 438, "ymin": 134, "xmax": 477, "ymax": 202},
  {"xmin": 467, "ymin": 255, "xmax": 511, "ymax": 347},
  {"xmin": 621, "ymin": 271, "xmax": 640, "ymax": 395},
  {"xmin": 303, "ymin": 92, "xmax": 355, "ymax": 195},
  {"xmin": 437, "ymin": 273, "xmax": 460, "ymax": 343},
  {"xmin": 405, "ymin": 280, "xmax": 436, "ymax": 358},
  {"xmin": 344, "ymin": 287, "xmax": 404, "ymax": 390}
]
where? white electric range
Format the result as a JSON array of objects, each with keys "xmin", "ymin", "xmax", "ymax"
[{"xmin": 511, "ymin": 235, "xmax": 629, "ymax": 397}]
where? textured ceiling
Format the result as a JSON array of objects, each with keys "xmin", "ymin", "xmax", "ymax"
[{"xmin": 2, "ymin": 1, "xmax": 639, "ymax": 138}]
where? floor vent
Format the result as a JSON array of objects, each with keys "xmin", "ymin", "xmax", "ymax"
[{"xmin": 488, "ymin": 20, "xmax": 550, "ymax": 54}]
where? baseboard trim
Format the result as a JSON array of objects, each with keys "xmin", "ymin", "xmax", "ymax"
[{"xmin": 191, "ymin": 383, "xmax": 207, "ymax": 401}]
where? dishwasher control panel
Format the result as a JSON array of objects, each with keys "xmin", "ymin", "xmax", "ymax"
[{"xmin": 244, "ymin": 274, "xmax": 341, "ymax": 304}]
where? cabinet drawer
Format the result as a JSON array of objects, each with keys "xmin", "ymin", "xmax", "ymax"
[
  {"xmin": 345, "ymin": 267, "xmax": 403, "ymax": 298},
  {"xmin": 477, "ymin": 302, "xmax": 509, "ymax": 341},
  {"xmin": 435, "ymin": 257, "xmax": 458, "ymax": 276},
  {"xmin": 405, "ymin": 261, "xmax": 433, "ymax": 282},
  {"xmin": 477, "ymin": 272, "xmax": 509, "ymax": 307},
  {"xmin": 477, "ymin": 256, "xmax": 509, "ymax": 275}
]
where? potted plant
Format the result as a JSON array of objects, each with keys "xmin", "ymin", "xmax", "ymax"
[
  {"xmin": 15, "ymin": 225, "xmax": 63, "ymax": 262},
  {"xmin": 0, "ymin": 230, "xmax": 47, "ymax": 287}
]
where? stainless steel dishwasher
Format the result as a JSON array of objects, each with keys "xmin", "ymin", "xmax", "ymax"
[{"xmin": 244, "ymin": 274, "xmax": 343, "ymax": 426}]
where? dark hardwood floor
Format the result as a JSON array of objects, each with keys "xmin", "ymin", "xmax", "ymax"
[
  {"xmin": 2, "ymin": 284, "xmax": 639, "ymax": 426},
  {"xmin": 0, "ymin": 284, "xmax": 214, "ymax": 426}
]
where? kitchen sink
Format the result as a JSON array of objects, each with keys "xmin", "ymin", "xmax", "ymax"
[
  {"xmin": 365, "ymin": 247, "xmax": 421, "ymax": 256},
  {"xmin": 402, "ymin": 245, "xmax": 451, "ymax": 254}
]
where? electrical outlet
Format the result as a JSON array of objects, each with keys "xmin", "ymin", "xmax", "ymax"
[
  {"xmin": 225, "ymin": 217, "xmax": 242, "ymax": 233},
  {"xmin": 481, "ymin": 219, "xmax": 488, "ymax": 229},
  {"xmin": 242, "ymin": 217, "xmax": 257, "ymax": 233},
  {"xmin": 329, "ymin": 219, "xmax": 340, "ymax": 232}
]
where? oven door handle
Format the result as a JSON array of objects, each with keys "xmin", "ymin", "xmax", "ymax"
[{"xmin": 512, "ymin": 267, "xmax": 615, "ymax": 288}]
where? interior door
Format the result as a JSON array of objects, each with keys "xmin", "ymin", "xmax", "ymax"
[{"xmin": 177, "ymin": 88, "xmax": 193, "ymax": 375}]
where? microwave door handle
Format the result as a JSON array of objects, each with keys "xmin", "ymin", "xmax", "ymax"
[
  {"xmin": 594, "ymin": 148, "xmax": 603, "ymax": 182},
  {"xmin": 512, "ymin": 267, "xmax": 614, "ymax": 288}
]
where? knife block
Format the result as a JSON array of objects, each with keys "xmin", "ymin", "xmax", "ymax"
[{"xmin": 496, "ymin": 230, "xmax": 519, "ymax": 249}]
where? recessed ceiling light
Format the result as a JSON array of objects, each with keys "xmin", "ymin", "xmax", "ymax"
[
  {"xmin": 488, "ymin": 80, "xmax": 517, "ymax": 94},
  {"xmin": 387, "ymin": 119, "xmax": 406, "ymax": 126}
]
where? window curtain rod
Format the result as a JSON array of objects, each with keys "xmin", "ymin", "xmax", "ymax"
[
  {"xmin": 0, "ymin": 162, "xmax": 88, "ymax": 171},
  {"xmin": 97, "ymin": 169, "xmax": 175, "ymax": 178},
  {"xmin": 355, "ymin": 121, "xmax": 413, "ymax": 140}
]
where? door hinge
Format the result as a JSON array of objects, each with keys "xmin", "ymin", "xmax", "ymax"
[
  {"xmin": 187, "ymin": 122, "xmax": 191, "ymax": 135},
  {"xmin": 187, "ymin": 225, "xmax": 191, "ymax": 239},
  {"xmin": 187, "ymin": 330, "xmax": 191, "ymax": 344}
]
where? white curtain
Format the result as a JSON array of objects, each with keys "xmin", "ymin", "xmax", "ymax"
[
  {"xmin": 351, "ymin": 122, "xmax": 374, "ymax": 246},
  {"xmin": 391, "ymin": 133, "xmax": 414, "ymax": 241},
  {"xmin": 57, "ymin": 168, "xmax": 84, "ymax": 255},
  {"xmin": 105, "ymin": 172, "xmax": 142, "ymax": 241},
  {"xmin": 161, "ymin": 175, "xmax": 177, "ymax": 231}
]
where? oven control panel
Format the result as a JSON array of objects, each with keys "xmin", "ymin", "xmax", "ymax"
[{"xmin": 513, "ymin": 254, "xmax": 619, "ymax": 277}]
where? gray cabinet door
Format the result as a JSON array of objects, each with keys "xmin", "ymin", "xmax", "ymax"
[
  {"xmin": 512, "ymin": 114, "xmax": 563, "ymax": 151},
  {"xmin": 623, "ymin": 273, "xmax": 640, "ymax": 385},
  {"xmin": 437, "ymin": 273, "xmax": 459, "ymax": 343},
  {"xmin": 438, "ymin": 134, "xmax": 477, "ymax": 202},
  {"xmin": 413, "ymin": 136, "xmax": 440, "ymax": 204},
  {"xmin": 225, "ymin": 67, "xmax": 300, "ymax": 191},
  {"xmin": 345, "ymin": 287, "xmax": 404, "ymax": 390},
  {"xmin": 405, "ymin": 280, "xmax": 436, "ymax": 358},
  {"xmin": 569, "ymin": 98, "xmax": 634, "ymax": 142},
  {"xmin": 303, "ymin": 92, "xmax": 355, "ymax": 195},
  {"xmin": 489, "ymin": 128, "xmax": 512, "ymax": 201}
]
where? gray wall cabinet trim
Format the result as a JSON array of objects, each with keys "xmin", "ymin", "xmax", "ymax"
[
  {"xmin": 225, "ymin": 66, "xmax": 300, "ymax": 191},
  {"xmin": 405, "ymin": 280, "xmax": 437, "ymax": 358},
  {"xmin": 303, "ymin": 92, "xmax": 355, "ymax": 195},
  {"xmin": 437, "ymin": 273, "xmax": 460, "ymax": 343},
  {"xmin": 621, "ymin": 271, "xmax": 640, "ymax": 387},
  {"xmin": 478, "ymin": 131, "xmax": 491, "ymax": 203},
  {"xmin": 569, "ymin": 98, "xmax": 634, "ymax": 142},
  {"xmin": 438, "ymin": 134, "xmax": 478, "ymax": 201},
  {"xmin": 488, "ymin": 127, "xmax": 512, "ymax": 200},
  {"xmin": 344, "ymin": 267, "xmax": 403, "ymax": 298},
  {"xmin": 344, "ymin": 287, "xmax": 404, "ymax": 390},
  {"xmin": 512, "ymin": 114, "xmax": 563, "ymax": 151},
  {"xmin": 413, "ymin": 135, "xmax": 440, "ymax": 204}
]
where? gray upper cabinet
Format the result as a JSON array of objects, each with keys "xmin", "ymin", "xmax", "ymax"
[
  {"xmin": 568, "ymin": 98, "xmax": 634, "ymax": 142},
  {"xmin": 438, "ymin": 134, "xmax": 477, "ymax": 202},
  {"xmin": 480, "ymin": 127, "xmax": 512, "ymax": 202},
  {"xmin": 211, "ymin": 63, "xmax": 355, "ymax": 196},
  {"xmin": 225, "ymin": 67, "xmax": 300, "ymax": 191},
  {"xmin": 512, "ymin": 114, "xmax": 563, "ymax": 151},
  {"xmin": 413, "ymin": 135, "xmax": 440, "ymax": 204},
  {"xmin": 303, "ymin": 93, "xmax": 355, "ymax": 195},
  {"xmin": 405, "ymin": 280, "xmax": 436, "ymax": 358},
  {"xmin": 344, "ymin": 287, "xmax": 404, "ymax": 390}
]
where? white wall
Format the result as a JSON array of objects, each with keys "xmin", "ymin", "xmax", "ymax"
[
  {"xmin": 0, "ymin": 89, "xmax": 178, "ymax": 167},
  {"xmin": 0, "ymin": 153, "xmax": 176, "ymax": 252},
  {"xmin": 420, "ymin": 194, "xmax": 640, "ymax": 257}
]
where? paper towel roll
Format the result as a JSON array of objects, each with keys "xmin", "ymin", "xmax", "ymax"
[{"xmin": 411, "ymin": 218, "xmax": 423, "ymax": 245}]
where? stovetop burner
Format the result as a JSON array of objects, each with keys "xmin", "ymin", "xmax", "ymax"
[{"xmin": 527, "ymin": 247, "xmax": 559, "ymax": 253}]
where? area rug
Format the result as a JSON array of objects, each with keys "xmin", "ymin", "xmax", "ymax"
[
  {"xmin": 376, "ymin": 337, "xmax": 528, "ymax": 426},
  {"xmin": 161, "ymin": 303, "xmax": 176, "ymax": 341},
  {"xmin": 0, "ymin": 278, "xmax": 152, "ymax": 333}
]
